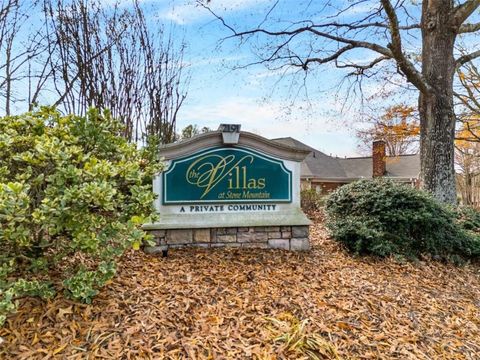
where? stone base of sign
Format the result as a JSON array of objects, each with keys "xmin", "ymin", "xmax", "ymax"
[{"xmin": 144, "ymin": 225, "xmax": 310, "ymax": 252}]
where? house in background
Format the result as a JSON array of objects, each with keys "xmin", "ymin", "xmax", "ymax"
[{"xmin": 272, "ymin": 137, "xmax": 421, "ymax": 194}]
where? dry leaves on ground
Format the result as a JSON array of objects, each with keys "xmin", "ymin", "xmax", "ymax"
[{"xmin": 1, "ymin": 218, "xmax": 479, "ymax": 359}]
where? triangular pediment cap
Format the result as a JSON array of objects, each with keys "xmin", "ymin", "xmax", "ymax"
[{"xmin": 160, "ymin": 130, "xmax": 311, "ymax": 162}]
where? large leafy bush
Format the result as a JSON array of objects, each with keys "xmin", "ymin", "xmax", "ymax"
[
  {"xmin": 325, "ymin": 179, "xmax": 480, "ymax": 260},
  {"xmin": 0, "ymin": 108, "xmax": 161, "ymax": 325}
]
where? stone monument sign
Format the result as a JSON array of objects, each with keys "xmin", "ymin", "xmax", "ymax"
[{"xmin": 143, "ymin": 124, "xmax": 312, "ymax": 252}]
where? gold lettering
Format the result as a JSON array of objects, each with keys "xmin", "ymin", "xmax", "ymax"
[
  {"xmin": 247, "ymin": 178, "xmax": 256, "ymax": 189},
  {"xmin": 186, "ymin": 154, "xmax": 254, "ymax": 198},
  {"xmin": 235, "ymin": 165, "xmax": 240, "ymax": 189},
  {"xmin": 242, "ymin": 166, "xmax": 247, "ymax": 188},
  {"xmin": 257, "ymin": 178, "xmax": 265, "ymax": 189}
]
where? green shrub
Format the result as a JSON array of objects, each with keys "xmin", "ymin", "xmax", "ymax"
[
  {"xmin": 0, "ymin": 107, "xmax": 161, "ymax": 325},
  {"xmin": 455, "ymin": 205, "xmax": 480, "ymax": 232},
  {"xmin": 300, "ymin": 189, "xmax": 327, "ymax": 213},
  {"xmin": 325, "ymin": 179, "xmax": 480, "ymax": 261}
]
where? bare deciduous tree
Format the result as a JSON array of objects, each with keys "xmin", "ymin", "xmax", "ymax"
[
  {"xmin": 204, "ymin": 0, "xmax": 480, "ymax": 203},
  {"xmin": 0, "ymin": 0, "xmax": 47, "ymax": 115},
  {"xmin": 44, "ymin": 0, "xmax": 188, "ymax": 143},
  {"xmin": 0, "ymin": 0, "xmax": 188, "ymax": 144}
]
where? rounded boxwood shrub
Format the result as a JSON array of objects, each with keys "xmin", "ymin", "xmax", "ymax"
[
  {"xmin": 0, "ymin": 107, "xmax": 161, "ymax": 325},
  {"xmin": 325, "ymin": 179, "xmax": 480, "ymax": 260}
]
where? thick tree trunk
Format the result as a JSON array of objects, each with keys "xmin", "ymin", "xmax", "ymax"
[{"xmin": 419, "ymin": 1, "xmax": 457, "ymax": 204}]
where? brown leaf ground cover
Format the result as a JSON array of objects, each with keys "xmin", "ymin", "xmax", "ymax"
[{"xmin": 1, "ymin": 217, "xmax": 480, "ymax": 359}]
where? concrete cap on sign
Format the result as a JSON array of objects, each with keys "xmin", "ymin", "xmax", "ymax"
[
  {"xmin": 143, "ymin": 210, "xmax": 312, "ymax": 230},
  {"xmin": 159, "ymin": 126, "xmax": 311, "ymax": 162}
]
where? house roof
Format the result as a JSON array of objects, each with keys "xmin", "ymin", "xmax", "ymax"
[
  {"xmin": 339, "ymin": 154, "xmax": 420, "ymax": 179},
  {"xmin": 272, "ymin": 137, "xmax": 420, "ymax": 181},
  {"xmin": 272, "ymin": 137, "xmax": 347, "ymax": 178}
]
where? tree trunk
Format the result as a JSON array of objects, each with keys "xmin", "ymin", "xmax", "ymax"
[
  {"xmin": 419, "ymin": 1, "xmax": 457, "ymax": 204},
  {"xmin": 465, "ymin": 170, "xmax": 472, "ymax": 205}
]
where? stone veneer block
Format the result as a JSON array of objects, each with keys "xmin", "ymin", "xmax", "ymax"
[
  {"xmin": 216, "ymin": 228, "xmax": 237, "ymax": 235},
  {"xmin": 237, "ymin": 232, "xmax": 254, "ymax": 243},
  {"xmin": 210, "ymin": 229, "xmax": 217, "ymax": 239},
  {"xmin": 268, "ymin": 232, "xmax": 282, "ymax": 239},
  {"xmin": 216, "ymin": 234, "xmax": 236, "ymax": 243},
  {"xmin": 193, "ymin": 229, "xmax": 211, "ymax": 243},
  {"xmin": 264, "ymin": 226, "xmax": 280, "ymax": 232},
  {"xmin": 292, "ymin": 226, "xmax": 309, "ymax": 238},
  {"xmin": 150, "ymin": 230, "xmax": 166, "ymax": 237},
  {"xmin": 217, "ymin": 228, "xmax": 227, "ymax": 235},
  {"xmin": 281, "ymin": 231, "xmax": 291, "ymax": 239},
  {"xmin": 290, "ymin": 238, "xmax": 310, "ymax": 251},
  {"xmin": 268, "ymin": 239, "xmax": 290, "ymax": 250},
  {"xmin": 237, "ymin": 227, "xmax": 249, "ymax": 232},
  {"xmin": 280, "ymin": 226, "xmax": 291, "ymax": 232},
  {"xmin": 226, "ymin": 227, "xmax": 237, "ymax": 235},
  {"xmin": 237, "ymin": 230, "xmax": 255, "ymax": 242},
  {"xmin": 166, "ymin": 229, "xmax": 193, "ymax": 244},
  {"xmin": 255, "ymin": 232, "xmax": 269, "ymax": 242},
  {"xmin": 251, "ymin": 226, "xmax": 265, "ymax": 232},
  {"xmin": 238, "ymin": 231, "xmax": 268, "ymax": 242}
]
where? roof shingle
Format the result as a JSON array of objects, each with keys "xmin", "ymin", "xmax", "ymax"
[{"xmin": 272, "ymin": 137, "xmax": 420, "ymax": 180}]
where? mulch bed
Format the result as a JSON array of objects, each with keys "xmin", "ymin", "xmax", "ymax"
[{"xmin": 1, "ymin": 218, "xmax": 479, "ymax": 359}]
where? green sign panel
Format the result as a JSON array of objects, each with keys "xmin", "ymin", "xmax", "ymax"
[{"xmin": 163, "ymin": 147, "xmax": 292, "ymax": 204}]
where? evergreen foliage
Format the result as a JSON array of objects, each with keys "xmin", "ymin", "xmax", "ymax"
[
  {"xmin": 325, "ymin": 179, "xmax": 480, "ymax": 261},
  {"xmin": 0, "ymin": 108, "xmax": 161, "ymax": 325}
]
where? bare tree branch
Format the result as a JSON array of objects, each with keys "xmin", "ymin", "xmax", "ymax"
[
  {"xmin": 295, "ymin": 45, "xmax": 354, "ymax": 70},
  {"xmin": 1, "ymin": 0, "xmax": 188, "ymax": 144},
  {"xmin": 456, "ymin": 49, "xmax": 480, "ymax": 68},
  {"xmin": 335, "ymin": 55, "xmax": 390, "ymax": 76},
  {"xmin": 453, "ymin": 0, "xmax": 480, "ymax": 27},
  {"xmin": 458, "ymin": 22, "xmax": 480, "ymax": 33},
  {"xmin": 201, "ymin": 0, "xmax": 480, "ymax": 202},
  {"xmin": 380, "ymin": 0, "xmax": 430, "ymax": 94},
  {"xmin": 204, "ymin": 0, "xmax": 432, "ymax": 96}
]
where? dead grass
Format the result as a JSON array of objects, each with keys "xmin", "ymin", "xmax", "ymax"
[{"xmin": 1, "ymin": 219, "xmax": 479, "ymax": 359}]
